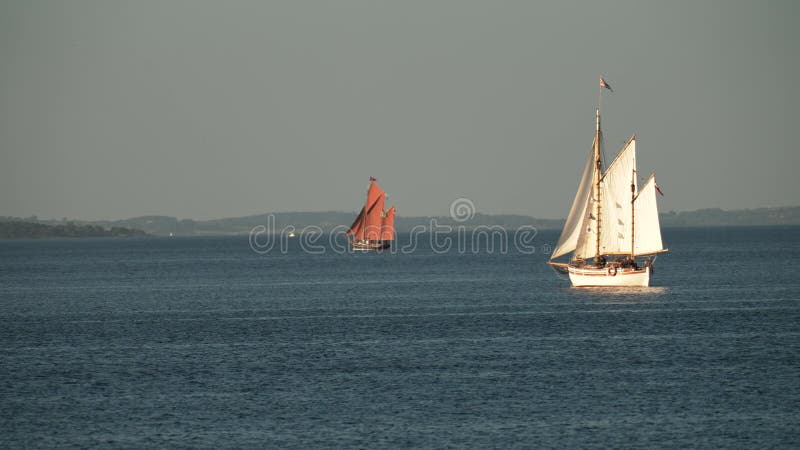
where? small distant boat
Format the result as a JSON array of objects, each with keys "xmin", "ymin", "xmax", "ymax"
[
  {"xmin": 548, "ymin": 78, "xmax": 667, "ymax": 287},
  {"xmin": 288, "ymin": 231, "xmax": 296, "ymax": 238},
  {"xmin": 347, "ymin": 177, "xmax": 395, "ymax": 251}
]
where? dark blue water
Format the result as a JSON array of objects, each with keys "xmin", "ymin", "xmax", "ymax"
[{"xmin": 1, "ymin": 227, "xmax": 799, "ymax": 447}]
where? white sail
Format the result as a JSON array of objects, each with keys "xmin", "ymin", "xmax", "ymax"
[
  {"xmin": 551, "ymin": 147, "xmax": 596, "ymax": 259},
  {"xmin": 573, "ymin": 166, "xmax": 600, "ymax": 260},
  {"xmin": 633, "ymin": 174, "xmax": 664, "ymax": 255},
  {"xmin": 598, "ymin": 136, "xmax": 636, "ymax": 255}
]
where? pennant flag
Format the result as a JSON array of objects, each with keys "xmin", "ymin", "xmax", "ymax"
[
  {"xmin": 655, "ymin": 183, "xmax": 664, "ymax": 196},
  {"xmin": 369, "ymin": 176, "xmax": 377, "ymax": 182},
  {"xmin": 600, "ymin": 77, "xmax": 613, "ymax": 92}
]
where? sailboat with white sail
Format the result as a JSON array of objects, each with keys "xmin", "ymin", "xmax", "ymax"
[{"xmin": 548, "ymin": 78, "xmax": 667, "ymax": 287}]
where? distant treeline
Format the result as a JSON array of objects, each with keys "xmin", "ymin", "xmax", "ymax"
[
  {"xmin": 0, "ymin": 220, "xmax": 147, "ymax": 239},
  {"xmin": 659, "ymin": 207, "xmax": 800, "ymax": 227},
  {"xmin": 85, "ymin": 206, "xmax": 800, "ymax": 236},
  {"xmin": 90, "ymin": 212, "xmax": 565, "ymax": 236},
  {"xmin": 4, "ymin": 205, "xmax": 798, "ymax": 238}
]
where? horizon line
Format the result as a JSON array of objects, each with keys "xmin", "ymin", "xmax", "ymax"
[{"xmin": 5, "ymin": 204, "xmax": 800, "ymax": 224}]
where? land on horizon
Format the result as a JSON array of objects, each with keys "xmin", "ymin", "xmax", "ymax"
[{"xmin": 2, "ymin": 205, "xmax": 799, "ymax": 238}]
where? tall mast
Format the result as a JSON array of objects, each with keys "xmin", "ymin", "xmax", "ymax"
[
  {"xmin": 360, "ymin": 193, "xmax": 367, "ymax": 242},
  {"xmin": 595, "ymin": 76, "xmax": 611, "ymax": 261},
  {"xmin": 361, "ymin": 180, "xmax": 370, "ymax": 242},
  {"xmin": 594, "ymin": 108, "xmax": 602, "ymax": 260}
]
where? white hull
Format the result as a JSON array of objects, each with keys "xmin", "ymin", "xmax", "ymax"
[{"xmin": 568, "ymin": 265, "xmax": 650, "ymax": 287}]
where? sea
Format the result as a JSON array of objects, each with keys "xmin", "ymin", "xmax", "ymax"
[{"xmin": 1, "ymin": 226, "xmax": 799, "ymax": 448}]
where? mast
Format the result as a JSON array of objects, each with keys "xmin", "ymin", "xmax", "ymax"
[
  {"xmin": 594, "ymin": 108, "xmax": 602, "ymax": 260},
  {"xmin": 360, "ymin": 202, "xmax": 367, "ymax": 242},
  {"xmin": 594, "ymin": 76, "xmax": 611, "ymax": 261}
]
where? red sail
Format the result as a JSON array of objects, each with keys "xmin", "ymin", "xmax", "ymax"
[
  {"xmin": 365, "ymin": 179, "xmax": 384, "ymax": 213},
  {"xmin": 347, "ymin": 206, "xmax": 366, "ymax": 239},
  {"xmin": 381, "ymin": 206, "xmax": 396, "ymax": 241},
  {"xmin": 364, "ymin": 179, "xmax": 385, "ymax": 241}
]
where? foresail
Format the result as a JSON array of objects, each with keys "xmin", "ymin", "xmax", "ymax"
[
  {"xmin": 551, "ymin": 147, "xmax": 596, "ymax": 259},
  {"xmin": 598, "ymin": 136, "xmax": 636, "ymax": 255},
  {"xmin": 633, "ymin": 174, "xmax": 664, "ymax": 255}
]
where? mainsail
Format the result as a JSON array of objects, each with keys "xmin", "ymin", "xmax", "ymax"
[
  {"xmin": 364, "ymin": 183, "xmax": 385, "ymax": 241},
  {"xmin": 633, "ymin": 174, "xmax": 664, "ymax": 255},
  {"xmin": 598, "ymin": 136, "xmax": 636, "ymax": 255}
]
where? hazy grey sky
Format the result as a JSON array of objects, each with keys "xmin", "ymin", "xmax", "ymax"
[{"xmin": 1, "ymin": 0, "xmax": 797, "ymax": 220}]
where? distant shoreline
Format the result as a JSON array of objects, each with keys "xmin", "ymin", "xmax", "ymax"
[
  {"xmin": 0, "ymin": 223, "xmax": 797, "ymax": 241},
  {"xmin": 2, "ymin": 206, "xmax": 799, "ymax": 239},
  {"xmin": 0, "ymin": 220, "xmax": 147, "ymax": 239}
]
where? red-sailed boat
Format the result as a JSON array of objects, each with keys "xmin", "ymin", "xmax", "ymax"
[{"xmin": 347, "ymin": 177, "xmax": 396, "ymax": 251}]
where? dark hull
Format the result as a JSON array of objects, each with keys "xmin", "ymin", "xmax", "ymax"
[{"xmin": 351, "ymin": 240, "xmax": 391, "ymax": 251}]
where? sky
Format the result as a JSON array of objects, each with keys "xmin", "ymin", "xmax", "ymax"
[{"xmin": 1, "ymin": 0, "xmax": 797, "ymax": 220}]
